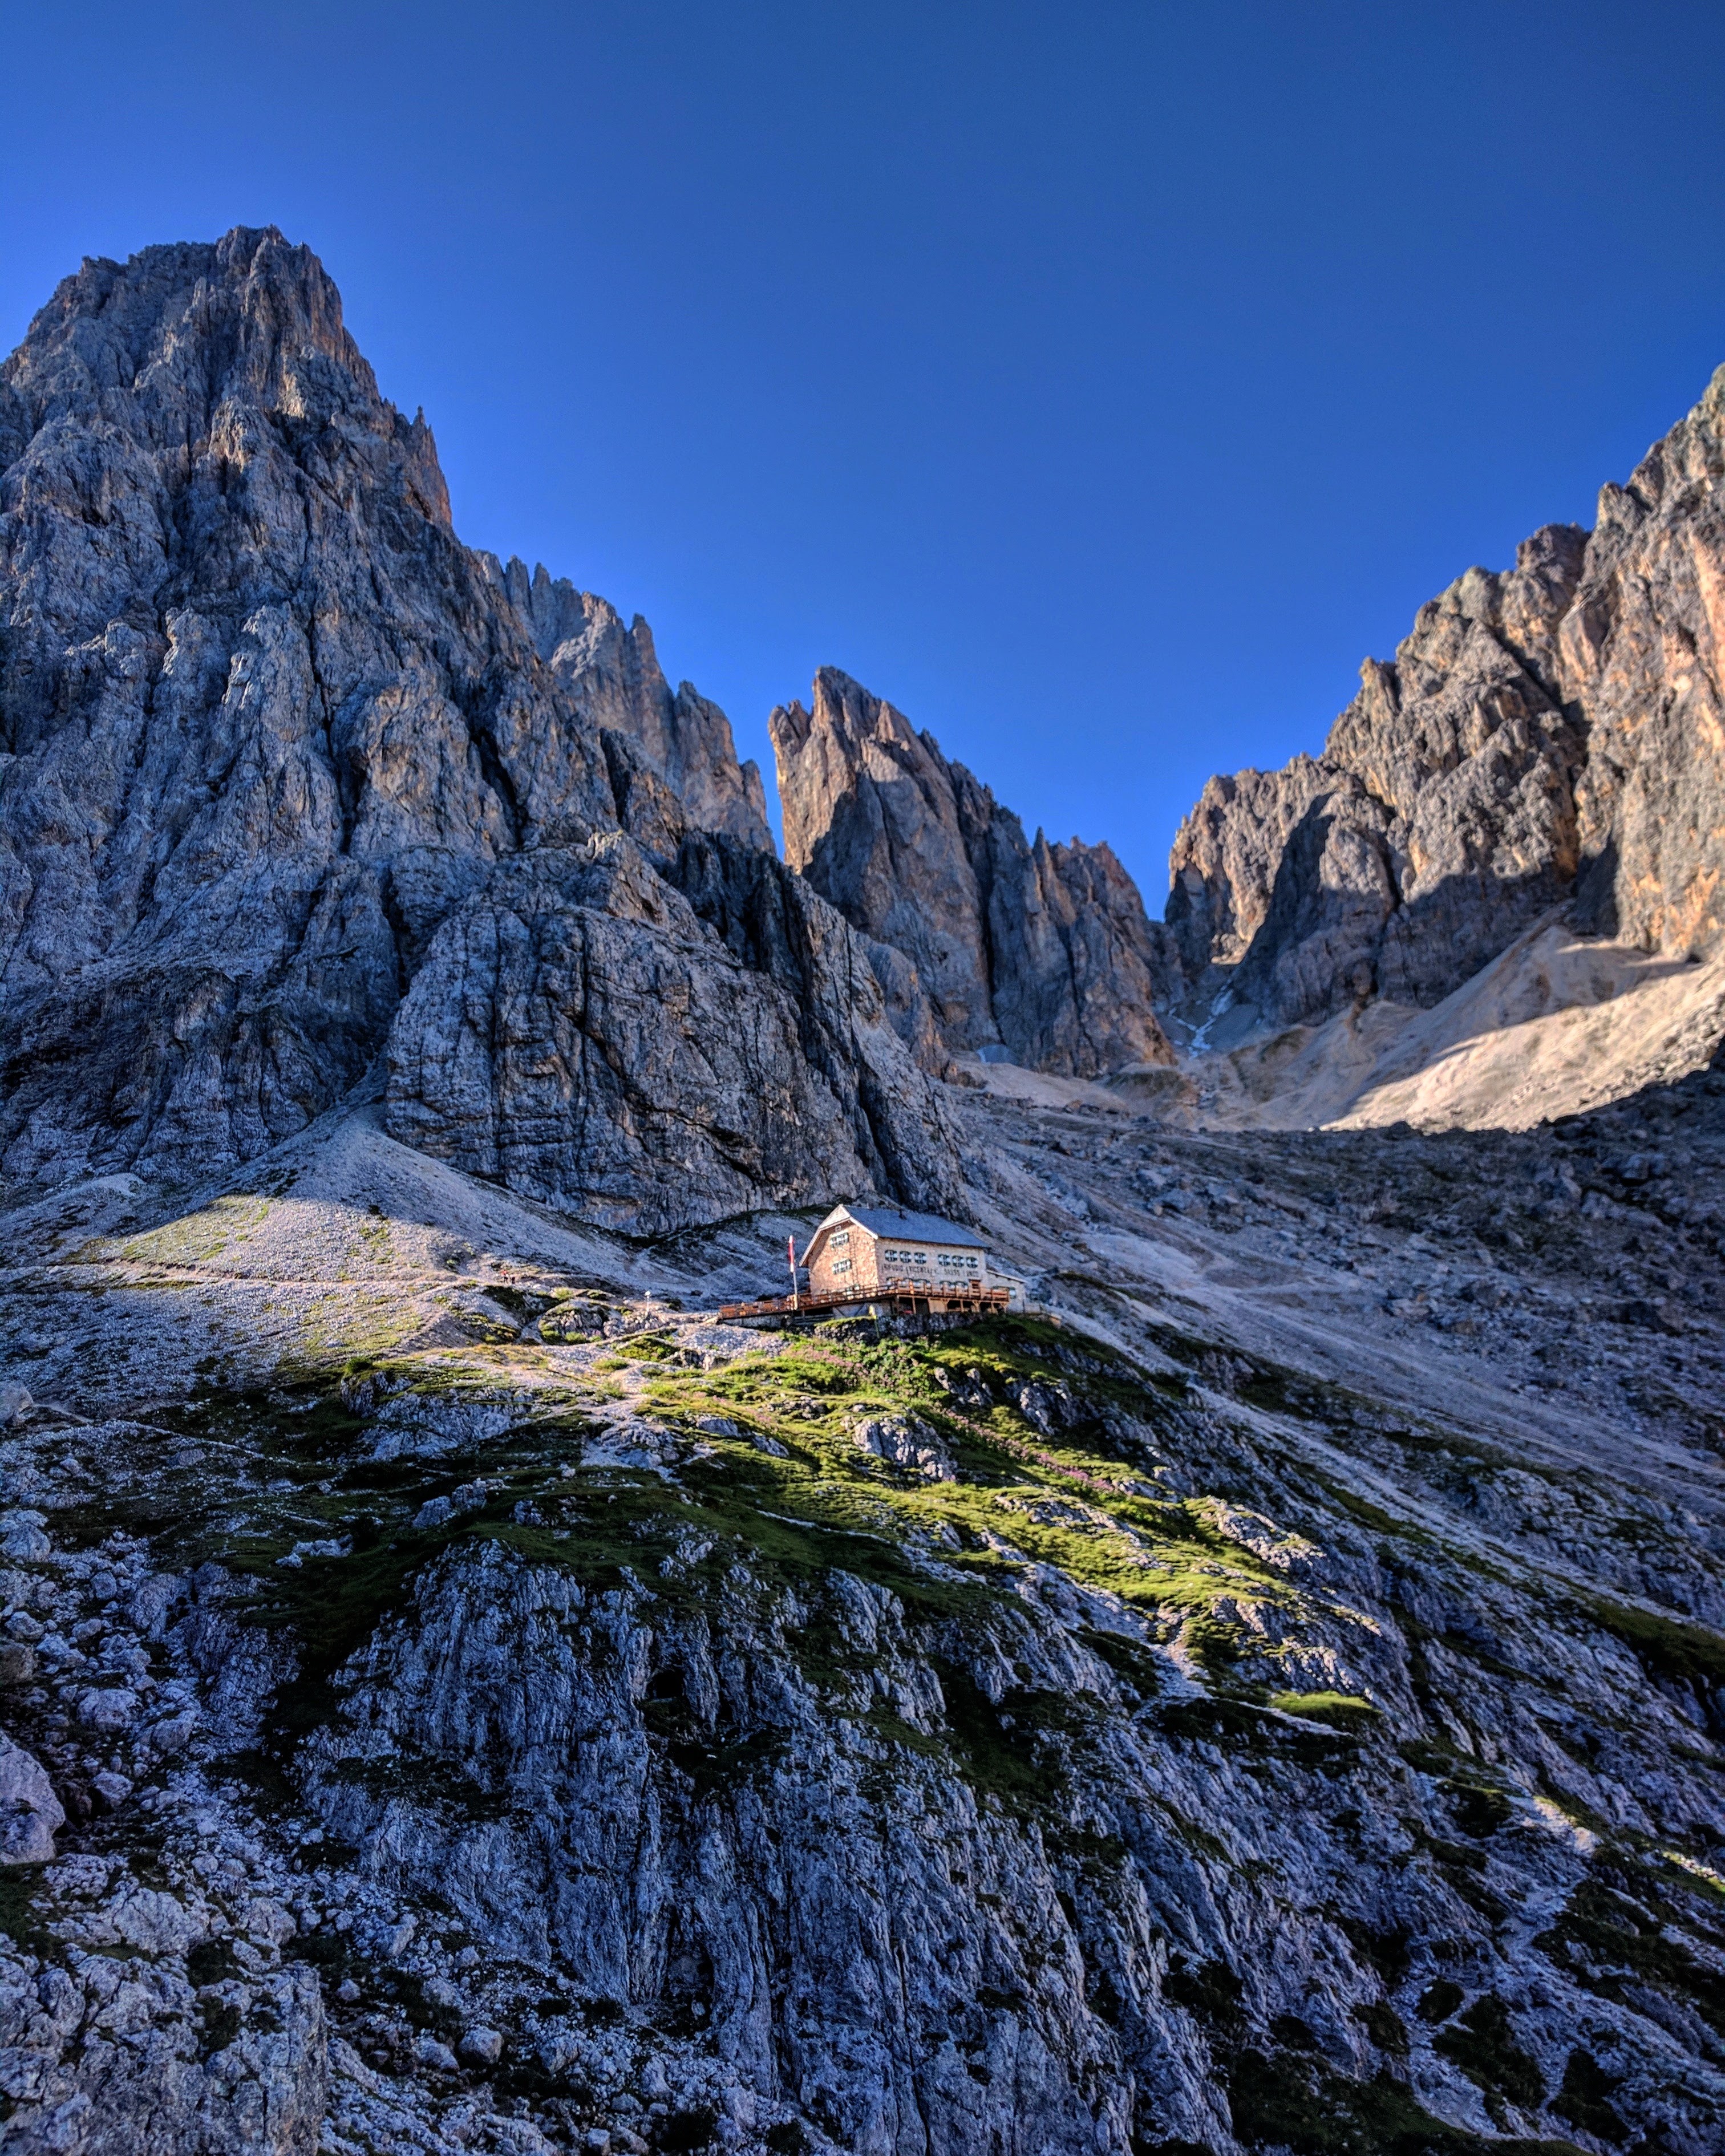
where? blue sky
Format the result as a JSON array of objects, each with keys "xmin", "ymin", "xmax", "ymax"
[{"xmin": 5, "ymin": 2, "xmax": 1724, "ymax": 909}]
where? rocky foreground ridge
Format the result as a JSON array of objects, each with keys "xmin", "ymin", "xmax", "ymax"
[{"xmin": 0, "ymin": 1051, "xmax": 1718, "ymax": 2156}]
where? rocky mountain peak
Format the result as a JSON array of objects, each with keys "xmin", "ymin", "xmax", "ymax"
[
  {"xmin": 771, "ymin": 666, "xmax": 1176, "ymax": 1079},
  {"xmin": 1617, "ymin": 357, "xmax": 1725, "ymax": 508},
  {"xmin": 493, "ymin": 557, "xmax": 772, "ymax": 853},
  {"xmin": 0, "ymin": 229, "xmax": 951, "ymax": 1220},
  {"xmin": 0, "ymin": 224, "xmax": 450, "ymax": 545},
  {"xmin": 1167, "ymin": 364, "xmax": 1725, "ymax": 1044},
  {"xmin": 771, "ymin": 665, "xmax": 928, "ymax": 862},
  {"xmin": 15, "ymin": 225, "xmax": 348, "ymax": 401}
]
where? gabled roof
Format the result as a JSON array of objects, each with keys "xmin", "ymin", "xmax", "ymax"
[{"xmin": 804, "ymin": 1202, "xmax": 986, "ymax": 1262}]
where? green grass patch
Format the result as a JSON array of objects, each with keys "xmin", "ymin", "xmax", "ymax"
[
  {"xmin": 1270, "ymin": 1691, "xmax": 1377, "ymax": 1728},
  {"xmin": 635, "ymin": 1336, "xmax": 1290, "ymax": 1635},
  {"xmin": 932, "ymin": 1659, "xmax": 1080, "ymax": 1815},
  {"xmin": 0, "ymin": 1868, "xmax": 52, "ymax": 1952},
  {"xmin": 1552, "ymin": 2048, "xmax": 1626, "ymax": 2145},
  {"xmin": 1584, "ymin": 1596, "xmax": 1725, "ymax": 1691},
  {"xmin": 1225, "ymin": 2048, "xmax": 1582, "ymax": 2155},
  {"xmin": 1433, "ymin": 1993, "xmax": 1544, "ymax": 2120},
  {"xmin": 1536, "ymin": 1865, "xmax": 1725, "ymax": 2036}
]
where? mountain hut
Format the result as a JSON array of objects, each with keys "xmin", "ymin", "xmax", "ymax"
[{"xmin": 800, "ymin": 1204, "xmax": 1004, "ymax": 1312}]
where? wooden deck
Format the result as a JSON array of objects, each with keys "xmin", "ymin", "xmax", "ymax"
[{"xmin": 718, "ymin": 1281, "xmax": 1011, "ymax": 1322}]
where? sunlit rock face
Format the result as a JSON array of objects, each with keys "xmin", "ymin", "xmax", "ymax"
[
  {"xmin": 1169, "ymin": 372, "xmax": 1725, "ymax": 1028},
  {"xmin": 770, "ymin": 666, "xmax": 1176, "ymax": 1077},
  {"xmin": 0, "ymin": 229, "xmax": 954, "ymax": 1223}
]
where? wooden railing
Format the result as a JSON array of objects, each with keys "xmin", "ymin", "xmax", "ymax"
[{"xmin": 717, "ymin": 1282, "xmax": 1010, "ymax": 1322}]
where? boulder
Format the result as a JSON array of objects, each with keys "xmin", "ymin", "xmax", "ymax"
[
  {"xmin": 0, "ymin": 1732, "xmax": 63, "ymax": 1865},
  {"xmin": 852, "ymin": 1415, "xmax": 957, "ymax": 1480},
  {"xmin": 457, "ymin": 2026, "xmax": 504, "ymax": 2066}
]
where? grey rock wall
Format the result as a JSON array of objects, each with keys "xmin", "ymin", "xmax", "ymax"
[
  {"xmin": 771, "ymin": 667, "xmax": 1173, "ymax": 1077},
  {"xmin": 1565, "ymin": 366, "xmax": 1725, "ymax": 956},
  {"xmin": 0, "ymin": 228, "xmax": 950, "ymax": 1225},
  {"xmin": 385, "ymin": 832, "xmax": 959, "ymax": 1235},
  {"xmin": 1168, "ymin": 525, "xmax": 1589, "ymax": 1026}
]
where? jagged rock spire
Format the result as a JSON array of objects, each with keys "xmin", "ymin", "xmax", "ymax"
[{"xmin": 771, "ymin": 666, "xmax": 1174, "ymax": 1077}]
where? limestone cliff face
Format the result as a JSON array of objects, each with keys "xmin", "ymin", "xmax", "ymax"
[
  {"xmin": 387, "ymin": 832, "xmax": 957, "ymax": 1235},
  {"xmin": 771, "ymin": 667, "xmax": 1173, "ymax": 1076},
  {"xmin": 1565, "ymin": 369, "xmax": 1725, "ymax": 957},
  {"xmin": 0, "ymin": 229, "xmax": 953, "ymax": 1221},
  {"xmin": 1170, "ymin": 369, "xmax": 1725, "ymax": 1030}
]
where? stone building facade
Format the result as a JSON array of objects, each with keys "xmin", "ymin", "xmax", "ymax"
[{"xmin": 801, "ymin": 1205, "xmax": 990, "ymax": 1302}]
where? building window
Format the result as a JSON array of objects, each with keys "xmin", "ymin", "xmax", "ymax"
[
  {"xmin": 832, "ymin": 1258, "xmax": 852, "ymax": 1275},
  {"xmin": 832, "ymin": 1230, "xmax": 849, "ymax": 1249}
]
